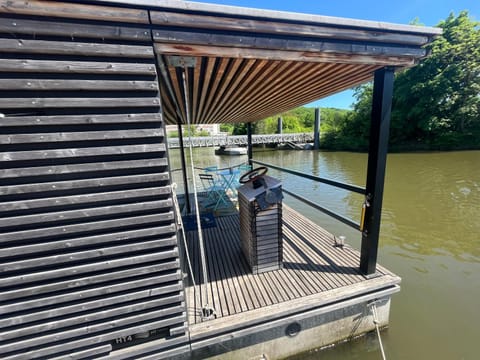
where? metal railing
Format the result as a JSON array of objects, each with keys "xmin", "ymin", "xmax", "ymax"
[
  {"xmin": 251, "ymin": 159, "xmax": 364, "ymax": 231},
  {"xmin": 168, "ymin": 133, "xmax": 314, "ymax": 148}
]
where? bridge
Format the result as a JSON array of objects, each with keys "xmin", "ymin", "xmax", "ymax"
[{"xmin": 167, "ymin": 132, "xmax": 314, "ymax": 148}]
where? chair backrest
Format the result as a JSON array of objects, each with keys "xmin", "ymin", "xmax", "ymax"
[{"xmin": 199, "ymin": 173, "xmax": 216, "ymax": 190}]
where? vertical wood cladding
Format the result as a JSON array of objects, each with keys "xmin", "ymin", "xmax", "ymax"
[{"xmin": 0, "ymin": 5, "xmax": 188, "ymax": 359}]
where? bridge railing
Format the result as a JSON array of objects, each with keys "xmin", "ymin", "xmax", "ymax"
[{"xmin": 167, "ymin": 133, "xmax": 314, "ymax": 148}]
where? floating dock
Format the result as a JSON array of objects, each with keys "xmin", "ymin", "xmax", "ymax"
[{"xmin": 183, "ymin": 205, "xmax": 400, "ymax": 359}]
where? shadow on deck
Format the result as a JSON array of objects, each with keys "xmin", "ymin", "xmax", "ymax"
[{"xmin": 181, "ymin": 204, "xmax": 400, "ymax": 357}]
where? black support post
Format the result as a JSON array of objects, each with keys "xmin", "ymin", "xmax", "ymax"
[
  {"xmin": 360, "ymin": 67, "xmax": 395, "ymax": 275},
  {"xmin": 247, "ymin": 122, "xmax": 253, "ymax": 166},
  {"xmin": 177, "ymin": 123, "xmax": 191, "ymax": 214},
  {"xmin": 277, "ymin": 117, "xmax": 283, "ymax": 134},
  {"xmin": 313, "ymin": 107, "xmax": 320, "ymax": 150}
]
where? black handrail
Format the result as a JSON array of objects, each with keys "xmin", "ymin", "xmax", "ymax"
[
  {"xmin": 251, "ymin": 159, "xmax": 365, "ymax": 194},
  {"xmin": 282, "ymin": 189, "xmax": 360, "ymax": 230}
]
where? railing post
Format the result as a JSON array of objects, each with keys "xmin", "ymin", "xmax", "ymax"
[
  {"xmin": 360, "ymin": 67, "xmax": 395, "ymax": 275},
  {"xmin": 314, "ymin": 108, "xmax": 320, "ymax": 150},
  {"xmin": 177, "ymin": 123, "xmax": 191, "ymax": 214},
  {"xmin": 247, "ymin": 122, "xmax": 253, "ymax": 166}
]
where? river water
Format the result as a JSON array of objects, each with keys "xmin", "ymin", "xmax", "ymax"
[{"xmin": 169, "ymin": 149, "xmax": 479, "ymax": 360}]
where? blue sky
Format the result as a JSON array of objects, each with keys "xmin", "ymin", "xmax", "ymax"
[{"xmin": 194, "ymin": 0, "xmax": 480, "ymax": 109}]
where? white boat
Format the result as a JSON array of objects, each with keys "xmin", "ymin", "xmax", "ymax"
[{"xmin": 215, "ymin": 146, "xmax": 247, "ymax": 156}]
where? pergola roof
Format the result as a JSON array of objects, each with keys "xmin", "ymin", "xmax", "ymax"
[{"xmin": 95, "ymin": 0, "xmax": 442, "ymax": 125}]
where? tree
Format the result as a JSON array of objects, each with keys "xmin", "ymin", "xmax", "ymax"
[
  {"xmin": 338, "ymin": 12, "xmax": 480, "ymax": 150},
  {"xmin": 393, "ymin": 11, "xmax": 480, "ymax": 147}
]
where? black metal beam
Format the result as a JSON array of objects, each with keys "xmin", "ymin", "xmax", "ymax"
[
  {"xmin": 277, "ymin": 117, "xmax": 283, "ymax": 134},
  {"xmin": 247, "ymin": 122, "xmax": 253, "ymax": 166},
  {"xmin": 283, "ymin": 189, "xmax": 359, "ymax": 230},
  {"xmin": 177, "ymin": 123, "xmax": 191, "ymax": 214},
  {"xmin": 251, "ymin": 159, "xmax": 365, "ymax": 194},
  {"xmin": 360, "ymin": 67, "xmax": 395, "ymax": 275},
  {"xmin": 313, "ymin": 107, "xmax": 320, "ymax": 150}
]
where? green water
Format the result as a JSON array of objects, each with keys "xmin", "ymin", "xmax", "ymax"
[{"xmin": 170, "ymin": 149, "xmax": 480, "ymax": 360}]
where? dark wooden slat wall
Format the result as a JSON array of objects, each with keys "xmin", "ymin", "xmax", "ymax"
[{"xmin": 0, "ymin": 6, "xmax": 188, "ymax": 360}]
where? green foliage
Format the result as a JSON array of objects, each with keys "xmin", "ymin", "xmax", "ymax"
[
  {"xmin": 329, "ymin": 12, "xmax": 480, "ymax": 151},
  {"xmin": 232, "ymin": 123, "xmax": 247, "ymax": 135},
  {"xmin": 196, "ymin": 129, "xmax": 210, "ymax": 136},
  {"xmin": 219, "ymin": 123, "xmax": 234, "ymax": 134},
  {"xmin": 392, "ymin": 11, "xmax": 480, "ymax": 146}
]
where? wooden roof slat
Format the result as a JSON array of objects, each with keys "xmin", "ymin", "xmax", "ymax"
[
  {"xmin": 225, "ymin": 61, "xmax": 338, "ymax": 123},
  {"xmin": 166, "ymin": 64, "xmax": 187, "ymax": 123},
  {"xmin": 191, "ymin": 57, "xmax": 202, "ymax": 123},
  {"xmin": 201, "ymin": 57, "xmax": 244, "ymax": 123},
  {"xmin": 246, "ymin": 70, "xmax": 378, "ymax": 122},
  {"xmin": 206, "ymin": 59, "xmax": 257, "ymax": 122},
  {"xmin": 199, "ymin": 58, "xmax": 269, "ymax": 124},
  {"xmin": 195, "ymin": 57, "xmax": 218, "ymax": 124},
  {"xmin": 233, "ymin": 65, "xmax": 375, "ymax": 122},
  {"xmin": 224, "ymin": 61, "xmax": 309, "ymax": 123},
  {"xmin": 236, "ymin": 64, "xmax": 356, "ymax": 121},
  {"xmin": 199, "ymin": 57, "xmax": 230, "ymax": 123},
  {"xmin": 211, "ymin": 60, "xmax": 289, "ymax": 124}
]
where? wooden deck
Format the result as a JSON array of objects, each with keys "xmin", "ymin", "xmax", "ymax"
[{"xmin": 183, "ymin": 205, "xmax": 400, "ymax": 341}]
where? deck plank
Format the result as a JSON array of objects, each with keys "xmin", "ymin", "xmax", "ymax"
[
  {"xmin": 184, "ymin": 204, "xmax": 399, "ymax": 328},
  {"xmin": 220, "ymin": 217, "xmax": 259, "ymax": 310}
]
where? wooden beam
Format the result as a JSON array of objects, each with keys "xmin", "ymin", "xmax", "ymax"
[
  {"xmin": 0, "ymin": 97, "xmax": 160, "ymax": 109},
  {"xmin": 0, "ymin": 79, "xmax": 158, "ymax": 91},
  {"xmin": 0, "ymin": 0, "xmax": 149, "ymax": 24},
  {"xmin": 0, "ymin": 17, "xmax": 150, "ymax": 41},
  {"xmin": 0, "ymin": 305, "xmax": 184, "ymax": 354},
  {"xmin": 153, "ymin": 30, "xmax": 426, "ymax": 58},
  {"xmin": 0, "ymin": 234, "xmax": 176, "ymax": 272},
  {"xmin": 0, "ymin": 214, "xmax": 175, "ymax": 244},
  {"xmin": 1, "ymin": 262, "xmax": 180, "ymax": 304},
  {"xmin": 0, "ymin": 38, "xmax": 154, "ymax": 58},
  {"xmin": 151, "ymin": 11, "xmax": 429, "ymax": 46},
  {"xmin": 0, "ymin": 200, "xmax": 172, "ymax": 229},
  {"xmin": 0, "ymin": 186, "xmax": 170, "ymax": 212},
  {"xmin": 0, "ymin": 113, "xmax": 162, "ymax": 126},
  {"xmin": 0, "ymin": 144, "xmax": 165, "ymax": 162},
  {"xmin": 0, "ymin": 59, "xmax": 156, "ymax": 75},
  {"xmin": 0, "ymin": 129, "xmax": 163, "ymax": 144},
  {"xmin": 155, "ymin": 43, "xmax": 415, "ymax": 67}
]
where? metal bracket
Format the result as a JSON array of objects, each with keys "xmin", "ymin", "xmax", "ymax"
[{"xmin": 167, "ymin": 56, "xmax": 197, "ymax": 68}]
